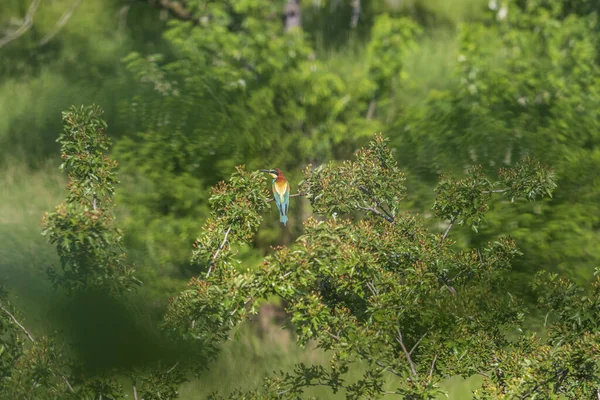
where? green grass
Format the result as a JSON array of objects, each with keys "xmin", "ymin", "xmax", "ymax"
[
  {"xmin": 0, "ymin": 160, "xmax": 66, "ymax": 333},
  {"xmin": 179, "ymin": 322, "xmax": 482, "ymax": 399}
]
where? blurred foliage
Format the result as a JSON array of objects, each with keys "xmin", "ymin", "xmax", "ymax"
[{"xmin": 394, "ymin": 0, "xmax": 600, "ymax": 287}]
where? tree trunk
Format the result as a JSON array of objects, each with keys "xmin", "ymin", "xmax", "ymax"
[{"xmin": 284, "ymin": 0, "xmax": 301, "ymax": 31}]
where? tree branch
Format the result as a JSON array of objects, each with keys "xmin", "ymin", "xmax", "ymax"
[
  {"xmin": 439, "ymin": 217, "xmax": 456, "ymax": 247},
  {"xmin": 39, "ymin": 0, "xmax": 84, "ymax": 46},
  {"xmin": 140, "ymin": 0, "xmax": 197, "ymax": 23},
  {"xmin": 206, "ymin": 225, "xmax": 232, "ymax": 278},
  {"xmin": 265, "ymin": 193, "xmax": 305, "ymax": 203},
  {"xmin": 132, "ymin": 380, "xmax": 138, "ymax": 400},
  {"xmin": 0, "ymin": 302, "xmax": 35, "ymax": 342},
  {"xmin": 396, "ymin": 328, "xmax": 418, "ymax": 377},
  {"xmin": 358, "ymin": 204, "xmax": 394, "ymax": 224},
  {"xmin": 350, "ymin": 0, "xmax": 361, "ymax": 28},
  {"xmin": 0, "ymin": 301, "xmax": 74, "ymax": 393},
  {"xmin": 482, "ymin": 189, "xmax": 507, "ymax": 194},
  {"xmin": 429, "ymin": 354, "xmax": 437, "ymax": 378},
  {"xmin": 0, "ymin": 0, "xmax": 40, "ymax": 49}
]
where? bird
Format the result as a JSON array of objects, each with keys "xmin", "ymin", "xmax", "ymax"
[{"xmin": 261, "ymin": 168, "xmax": 290, "ymax": 226}]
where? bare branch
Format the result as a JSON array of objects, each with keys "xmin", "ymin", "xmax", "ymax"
[
  {"xmin": 206, "ymin": 225, "xmax": 232, "ymax": 278},
  {"xmin": 439, "ymin": 217, "xmax": 455, "ymax": 246},
  {"xmin": 358, "ymin": 205, "xmax": 394, "ymax": 224},
  {"xmin": 166, "ymin": 361, "xmax": 179, "ymax": 374},
  {"xmin": 0, "ymin": 302, "xmax": 35, "ymax": 342},
  {"xmin": 482, "ymin": 189, "xmax": 507, "ymax": 194},
  {"xmin": 409, "ymin": 332, "xmax": 427, "ymax": 356},
  {"xmin": 396, "ymin": 328, "xmax": 418, "ymax": 377},
  {"xmin": 266, "ymin": 192, "xmax": 305, "ymax": 203},
  {"xmin": 0, "ymin": 301, "xmax": 74, "ymax": 393},
  {"xmin": 429, "ymin": 354, "xmax": 437, "ymax": 378},
  {"xmin": 132, "ymin": 380, "xmax": 138, "ymax": 400},
  {"xmin": 39, "ymin": 0, "xmax": 85, "ymax": 46},
  {"xmin": 0, "ymin": 0, "xmax": 40, "ymax": 49}
]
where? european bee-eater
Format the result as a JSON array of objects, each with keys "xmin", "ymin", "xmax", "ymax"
[{"xmin": 261, "ymin": 168, "xmax": 290, "ymax": 226}]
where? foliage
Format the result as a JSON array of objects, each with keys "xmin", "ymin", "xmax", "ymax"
[
  {"xmin": 394, "ymin": 0, "xmax": 600, "ymax": 284},
  {"xmin": 112, "ymin": 0, "xmax": 432, "ymax": 270},
  {"xmin": 41, "ymin": 105, "xmax": 140, "ymax": 294},
  {"xmin": 160, "ymin": 134, "xmax": 600, "ymax": 399}
]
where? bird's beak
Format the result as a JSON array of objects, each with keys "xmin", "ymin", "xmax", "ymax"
[{"xmin": 260, "ymin": 169, "xmax": 271, "ymax": 173}]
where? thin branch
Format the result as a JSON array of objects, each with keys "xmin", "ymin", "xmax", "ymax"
[
  {"xmin": 365, "ymin": 281, "xmax": 379, "ymax": 297},
  {"xmin": 265, "ymin": 192, "xmax": 305, "ymax": 203},
  {"xmin": 0, "ymin": 302, "xmax": 35, "ymax": 342},
  {"xmin": 358, "ymin": 205, "xmax": 394, "ymax": 224},
  {"xmin": 476, "ymin": 371, "xmax": 490, "ymax": 378},
  {"xmin": 439, "ymin": 217, "xmax": 456, "ymax": 247},
  {"xmin": 482, "ymin": 189, "xmax": 507, "ymax": 194},
  {"xmin": 39, "ymin": 0, "xmax": 85, "ymax": 46},
  {"xmin": 409, "ymin": 332, "xmax": 427, "ymax": 356},
  {"xmin": 356, "ymin": 350, "xmax": 403, "ymax": 377},
  {"xmin": 166, "ymin": 361, "xmax": 179, "ymax": 374},
  {"xmin": 396, "ymin": 328, "xmax": 418, "ymax": 378},
  {"xmin": 378, "ymin": 203, "xmax": 395, "ymax": 222},
  {"xmin": 61, "ymin": 374, "xmax": 75, "ymax": 393},
  {"xmin": 429, "ymin": 354, "xmax": 437, "ymax": 378},
  {"xmin": 206, "ymin": 225, "xmax": 232, "ymax": 278},
  {"xmin": 0, "ymin": 0, "xmax": 40, "ymax": 49},
  {"xmin": 0, "ymin": 301, "xmax": 74, "ymax": 393},
  {"xmin": 132, "ymin": 381, "xmax": 138, "ymax": 400}
]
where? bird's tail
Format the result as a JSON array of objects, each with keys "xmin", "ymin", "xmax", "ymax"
[{"xmin": 280, "ymin": 214, "xmax": 288, "ymax": 226}]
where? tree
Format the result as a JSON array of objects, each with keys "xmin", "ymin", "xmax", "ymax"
[
  {"xmin": 3, "ymin": 107, "xmax": 598, "ymax": 399},
  {"xmin": 162, "ymin": 133, "xmax": 599, "ymax": 398},
  {"xmin": 393, "ymin": 0, "xmax": 600, "ymax": 287}
]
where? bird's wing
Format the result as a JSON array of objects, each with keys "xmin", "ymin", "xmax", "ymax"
[
  {"xmin": 283, "ymin": 181, "xmax": 290, "ymax": 216},
  {"xmin": 273, "ymin": 180, "xmax": 289, "ymax": 216}
]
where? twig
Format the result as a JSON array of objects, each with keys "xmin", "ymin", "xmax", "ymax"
[
  {"xmin": 206, "ymin": 225, "xmax": 232, "ymax": 278},
  {"xmin": 409, "ymin": 332, "xmax": 427, "ymax": 356},
  {"xmin": 265, "ymin": 192, "xmax": 305, "ymax": 203},
  {"xmin": 0, "ymin": 0, "xmax": 40, "ymax": 49},
  {"xmin": 396, "ymin": 328, "xmax": 418, "ymax": 377},
  {"xmin": 378, "ymin": 204, "xmax": 395, "ymax": 222},
  {"xmin": 439, "ymin": 217, "xmax": 456, "ymax": 247},
  {"xmin": 0, "ymin": 301, "xmax": 74, "ymax": 393},
  {"xmin": 166, "ymin": 361, "xmax": 179, "ymax": 374},
  {"xmin": 476, "ymin": 371, "xmax": 490, "ymax": 378},
  {"xmin": 358, "ymin": 205, "xmax": 394, "ymax": 224},
  {"xmin": 482, "ymin": 189, "xmax": 507, "ymax": 194},
  {"xmin": 429, "ymin": 354, "xmax": 437, "ymax": 378},
  {"xmin": 39, "ymin": 0, "xmax": 85, "ymax": 46},
  {"xmin": 132, "ymin": 381, "xmax": 138, "ymax": 400},
  {"xmin": 356, "ymin": 350, "xmax": 403, "ymax": 377},
  {"xmin": 0, "ymin": 302, "xmax": 35, "ymax": 342},
  {"xmin": 365, "ymin": 281, "xmax": 379, "ymax": 297}
]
